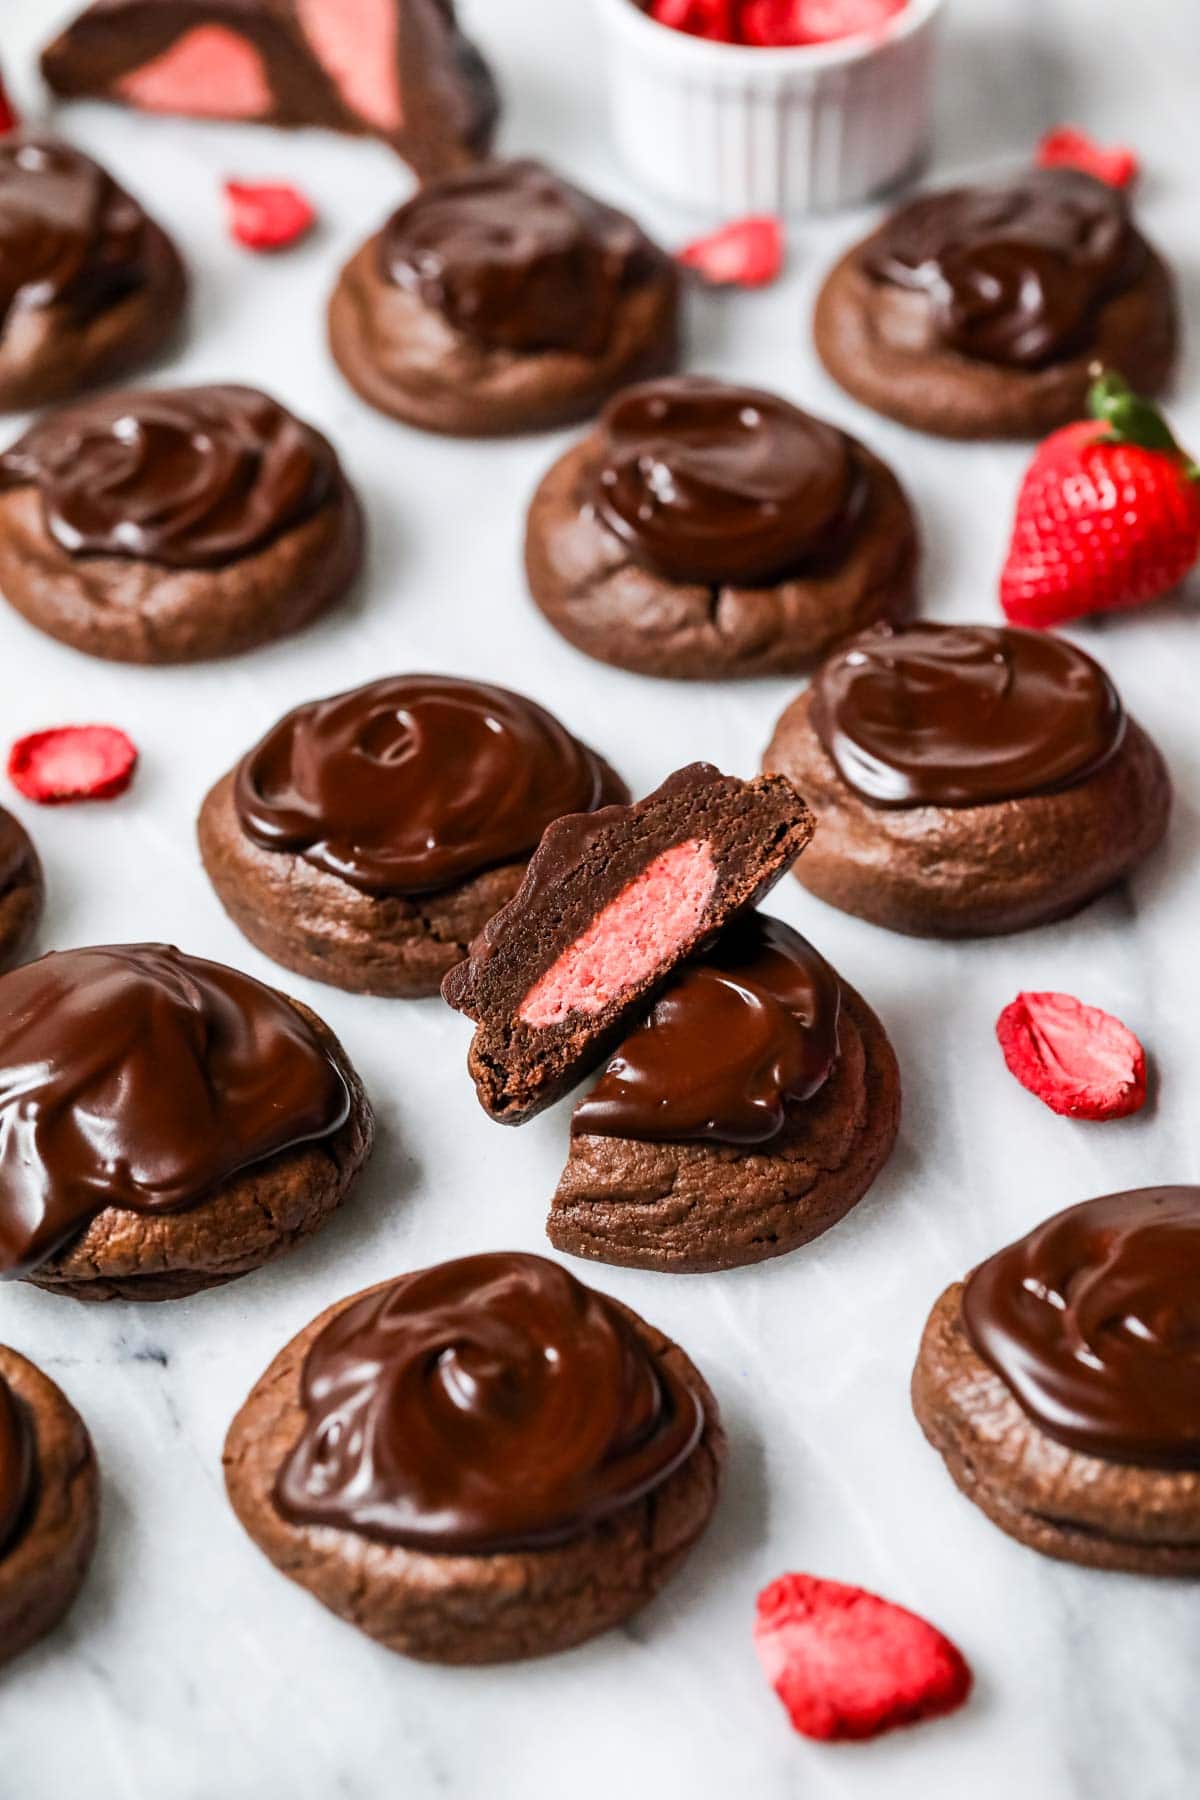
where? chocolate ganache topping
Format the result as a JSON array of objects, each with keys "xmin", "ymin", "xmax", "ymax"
[
  {"xmin": 0, "ymin": 945, "xmax": 350, "ymax": 1278},
  {"xmin": 861, "ymin": 168, "xmax": 1144, "ymax": 369},
  {"xmin": 963, "ymin": 1188, "xmax": 1200, "ymax": 1468},
  {"xmin": 234, "ymin": 675, "xmax": 617, "ymax": 898},
  {"xmin": 0, "ymin": 1375, "xmax": 35, "ymax": 1558},
  {"xmin": 573, "ymin": 913, "xmax": 842, "ymax": 1146},
  {"xmin": 275, "ymin": 1251, "xmax": 704, "ymax": 1552},
  {"xmin": 378, "ymin": 159, "xmax": 664, "ymax": 356},
  {"xmin": 0, "ymin": 385, "xmax": 338, "ymax": 569},
  {"xmin": 811, "ymin": 624, "xmax": 1126, "ymax": 808},
  {"xmin": 588, "ymin": 378, "xmax": 864, "ymax": 586},
  {"xmin": 0, "ymin": 137, "xmax": 156, "ymax": 332}
]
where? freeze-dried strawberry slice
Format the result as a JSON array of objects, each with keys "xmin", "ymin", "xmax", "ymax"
[
  {"xmin": 741, "ymin": 0, "xmax": 905, "ymax": 45},
  {"xmin": 0, "ymin": 68, "xmax": 19, "ymax": 135},
  {"xmin": 1036, "ymin": 126, "xmax": 1139, "ymax": 189},
  {"xmin": 754, "ymin": 1572, "xmax": 971, "ymax": 1742},
  {"xmin": 8, "ymin": 726, "xmax": 139, "ymax": 804},
  {"xmin": 224, "ymin": 180, "xmax": 316, "ymax": 251},
  {"xmin": 996, "ymin": 991, "xmax": 1147, "ymax": 1120},
  {"xmin": 677, "ymin": 216, "xmax": 783, "ymax": 287},
  {"xmin": 649, "ymin": 0, "xmax": 737, "ymax": 40}
]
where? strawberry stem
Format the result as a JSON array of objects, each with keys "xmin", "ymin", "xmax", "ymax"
[{"xmin": 1088, "ymin": 369, "xmax": 1182, "ymax": 455}]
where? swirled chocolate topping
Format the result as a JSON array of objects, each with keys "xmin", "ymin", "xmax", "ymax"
[
  {"xmin": 0, "ymin": 1375, "xmax": 35, "ymax": 1558},
  {"xmin": 0, "ymin": 944, "xmax": 350, "ymax": 1278},
  {"xmin": 0, "ymin": 136, "xmax": 157, "ymax": 332},
  {"xmin": 234, "ymin": 675, "xmax": 620, "ymax": 898},
  {"xmin": 588, "ymin": 378, "xmax": 864, "ymax": 585},
  {"xmin": 0, "ymin": 385, "xmax": 338, "ymax": 569},
  {"xmin": 811, "ymin": 623, "xmax": 1126, "ymax": 808},
  {"xmin": 275, "ymin": 1251, "xmax": 704, "ymax": 1552},
  {"xmin": 0, "ymin": 807, "xmax": 32, "ymax": 894},
  {"xmin": 963, "ymin": 1188, "xmax": 1200, "ymax": 1468},
  {"xmin": 378, "ymin": 158, "xmax": 665, "ymax": 355},
  {"xmin": 573, "ymin": 913, "xmax": 841, "ymax": 1146},
  {"xmin": 861, "ymin": 168, "xmax": 1144, "ymax": 369}
]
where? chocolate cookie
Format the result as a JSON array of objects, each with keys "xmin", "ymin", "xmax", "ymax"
[
  {"xmin": 0, "ymin": 1345, "xmax": 99, "ymax": 1666},
  {"xmin": 443, "ymin": 764, "xmax": 814, "ymax": 1122},
  {"xmin": 0, "ymin": 384, "xmax": 362, "ymax": 664},
  {"xmin": 0, "ymin": 136, "xmax": 186, "ymax": 412},
  {"xmin": 526, "ymin": 377, "xmax": 918, "ymax": 678},
  {"xmin": 0, "ymin": 806, "xmax": 43, "ymax": 970},
  {"xmin": 814, "ymin": 167, "xmax": 1177, "ymax": 439},
  {"xmin": 198, "ymin": 675, "xmax": 628, "ymax": 998},
  {"xmin": 764, "ymin": 623, "xmax": 1170, "ymax": 937},
  {"xmin": 224, "ymin": 1251, "xmax": 724, "ymax": 1662},
  {"xmin": 0, "ymin": 944, "xmax": 372, "ymax": 1302},
  {"xmin": 329, "ymin": 160, "xmax": 680, "ymax": 436},
  {"xmin": 550, "ymin": 913, "xmax": 900, "ymax": 1273},
  {"xmin": 42, "ymin": 0, "xmax": 498, "ymax": 179},
  {"xmin": 913, "ymin": 1188, "xmax": 1200, "ymax": 1574}
]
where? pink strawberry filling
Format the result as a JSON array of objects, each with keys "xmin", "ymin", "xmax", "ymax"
[
  {"xmin": 118, "ymin": 26, "xmax": 273, "ymax": 118},
  {"xmin": 296, "ymin": 0, "xmax": 403, "ymax": 132},
  {"xmin": 518, "ymin": 840, "xmax": 717, "ymax": 1030}
]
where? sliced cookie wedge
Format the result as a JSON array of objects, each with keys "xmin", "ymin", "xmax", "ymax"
[{"xmin": 441, "ymin": 765, "xmax": 814, "ymax": 1122}]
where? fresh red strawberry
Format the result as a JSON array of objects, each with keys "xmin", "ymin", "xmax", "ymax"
[
  {"xmin": 1036, "ymin": 126, "xmax": 1139, "ymax": 190},
  {"xmin": 1000, "ymin": 372, "xmax": 1200, "ymax": 627},
  {"xmin": 996, "ymin": 991, "xmax": 1147, "ymax": 1120},
  {"xmin": 224, "ymin": 180, "xmax": 316, "ymax": 252},
  {"xmin": 754, "ymin": 1573, "xmax": 971, "ymax": 1742},
  {"xmin": 0, "ymin": 68, "xmax": 18, "ymax": 136},
  {"xmin": 678, "ymin": 216, "xmax": 783, "ymax": 287},
  {"xmin": 8, "ymin": 726, "xmax": 138, "ymax": 805}
]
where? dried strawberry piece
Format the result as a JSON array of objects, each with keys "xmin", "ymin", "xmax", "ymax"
[
  {"xmin": 741, "ymin": 0, "xmax": 905, "ymax": 46},
  {"xmin": 224, "ymin": 180, "xmax": 316, "ymax": 251},
  {"xmin": 649, "ymin": 0, "xmax": 736, "ymax": 40},
  {"xmin": 1036, "ymin": 126, "xmax": 1139, "ymax": 189},
  {"xmin": 8, "ymin": 726, "xmax": 139, "ymax": 805},
  {"xmin": 995, "ymin": 991, "xmax": 1147, "ymax": 1120},
  {"xmin": 754, "ymin": 1573, "xmax": 972, "ymax": 1742},
  {"xmin": 0, "ymin": 68, "xmax": 19, "ymax": 135},
  {"xmin": 677, "ymin": 216, "xmax": 784, "ymax": 287}
]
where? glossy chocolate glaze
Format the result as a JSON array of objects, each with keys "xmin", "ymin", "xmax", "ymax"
[
  {"xmin": 573, "ymin": 913, "xmax": 841, "ymax": 1146},
  {"xmin": 0, "ymin": 1375, "xmax": 35, "ymax": 1558},
  {"xmin": 811, "ymin": 623, "xmax": 1126, "ymax": 808},
  {"xmin": 0, "ymin": 945, "xmax": 350, "ymax": 1278},
  {"xmin": 275, "ymin": 1251, "xmax": 704, "ymax": 1552},
  {"xmin": 862, "ymin": 168, "xmax": 1144, "ymax": 368},
  {"xmin": 0, "ymin": 136, "xmax": 156, "ymax": 331},
  {"xmin": 0, "ymin": 384, "xmax": 338, "ymax": 568},
  {"xmin": 378, "ymin": 158, "xmax": 664, "ymax": 355},
  {"xmin": 588, "ymin": 377, "xmax": 864, "ymax": 585},
  {"xmin": 234, "ymin": 675, "xmax": 620, "ymax": 898},
  {"xmin": 963, "ymin": 1188, "xmax": 1200, "ymax": 1468}
]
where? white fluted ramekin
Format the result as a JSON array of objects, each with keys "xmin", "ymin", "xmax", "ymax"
[{"xmin": 593, "ymin": 0, "xmax": 946, "ymax": 215}]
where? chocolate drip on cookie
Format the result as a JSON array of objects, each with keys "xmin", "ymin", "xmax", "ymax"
[
  {"xmin": 810, "ymin": 624, "xmax": 1126, "ymax": 808},
  {"xmin": 0, "ymin": 945, "xmax": 350, "ymax": 1277},
  {"xmin": 275, "ymin": 1251, "xmax": 704, "ymax": 1552},
  {"xmin": 0, "ymin": 385, "xmax": 338, "ymax": 568},
  {"xmin": 0, "ymin": 1375, "xmax": 35, "ymax": 1558},
  {"xmin": 573, "ymin": 913, "xmax": 841, "ymax": 1146},
  {"xmin": 861, "ymin": 168, "xmax": 1144, "ymax": 369},
  {"xmin": 588, "ymin": 378, "xmax": 866, "ymax": 585},
  {"xmin": 234, "ymin": 675, "xmax": 617, "ymax": 897},
  {"xmin": 963, "ymin": 1187, "xmax": 1200, "ymax": 1469},
  {"xmin": 379, "ymin": 160, "xmax": 668, "ymax": 356},
  {"xmin": 0, "ymin": 137, "xmax": 157, "ymax": 330}
]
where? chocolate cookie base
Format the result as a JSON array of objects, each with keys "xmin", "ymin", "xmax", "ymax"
[
  {"xmin": 764, "ymin": 689, "xmax": 1170, "ymax": 937},
  {"xmin": 224, "ymin": 1280, "xmax": 725, "ymax": 1663},
  {"xmin": 550, "ymin": 983, "xmax": 899, "ymax": 1273},
  {"xmin": 526, "ymin": 436, "xmax": 918, "ymax": 679},
  {"xmin": 0, "ymin": 476, "xmax": 362, "ymax": 665},
  {"xmin": 328, "ymin": 235, "xmax": 680, "ymax": 437},
  {"xmin": 0, "ymin": 1346, "xmax": 99, "ymax": 1666},
  {"xmin": 197, "ymin": 758, "xmax": 627, "ymax": 999},
  {"xmin": 913, "ymin": 1284, "xmax": 1200, "ymax": 1574},
  {"xmin": 24, "ymin": 1002, "xmax": 373, "ymax": 1301},
  {"xmin": 813, "ymin": 235, "xmax": 1177, "ymax": 440},
  {"xmin": 0, "ymin": 809, "xmax": 44, "ymax": 972},
  {"xmin": 0, "ymin": 221, "xmax": 185, "ymax": 413}
]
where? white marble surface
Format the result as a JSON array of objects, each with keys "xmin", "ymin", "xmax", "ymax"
[{"xmin": 1, "ymin": 1, "xmax": 1199, "ymax": 1794}]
